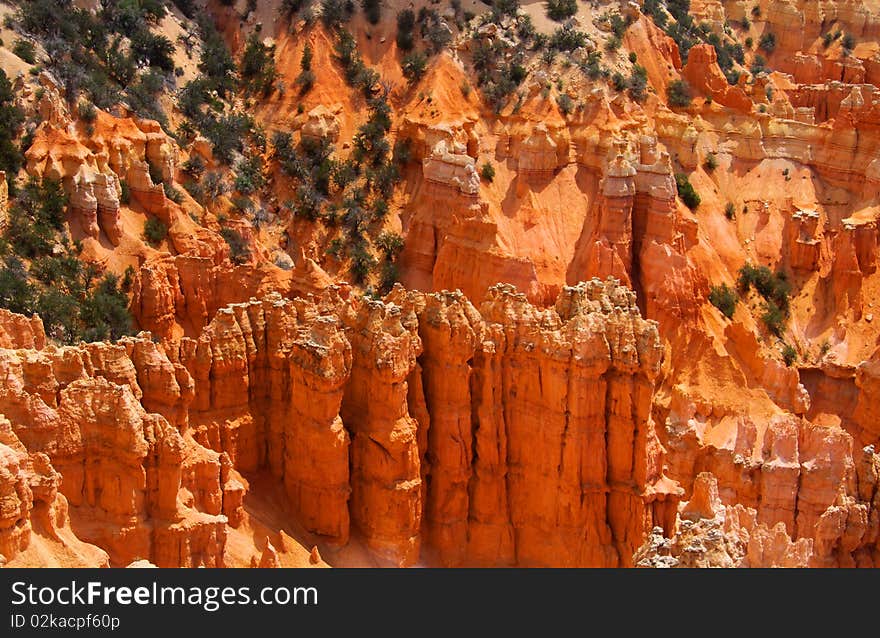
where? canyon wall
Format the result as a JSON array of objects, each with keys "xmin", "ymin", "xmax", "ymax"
[{"xmin": 0, "ymin": 278, "xmax": 682, "ymax": 567}]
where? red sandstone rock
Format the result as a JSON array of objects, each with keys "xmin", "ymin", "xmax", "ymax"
[
  {"xmin": 634, "ymin": 473, "xmax": 814, "ymax": 567},
  {"xmin": 0, "ymin": 313, "xmax": 247, "ymax": 567},
  {"xmin": 682, "ymin": 44, "xmax": 753, "ymax": 113},
  {"xmin": 0, "ymin": 309, "xmax": 46, "ymax": 350},
  {"xmin": 4, "ymin": 1, "xmax": 880, "ymax": 571}
]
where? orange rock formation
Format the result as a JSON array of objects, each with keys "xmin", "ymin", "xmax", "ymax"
[{"xmin": 3, "ymin": 0, "xmax": 880, "ymax": 569}]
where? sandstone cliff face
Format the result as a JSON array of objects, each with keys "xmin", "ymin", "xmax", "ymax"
[
  {"xmin": 634, "ymin": 472, "xmax": 814, "ymax": 567},
  {"xmin": 4, "ymin": 0, "xmax": 880, "ymax": 570},
  {"xmin": 0, "ymin": 414, "xmax": 109, "ymax": 567},
  {"xmin": 682, "ymin": 45, "xmax": 753, "ymax": 113},
  {"xmin": 3, "ymin": 278, "xmax": 682, "ymax": 567},
  {"xmin": 24, "ymin": 112, "xmax": 178, "ymax": 245},
  {"xmin": 0, "ymin": 309, "xmax": 46, "ymax": 350},
  {"xmin": 338, "ymin": 297, "xmax": 423, "ymax": 565},
  {"xmin": 6, "ymin": 260, "xmax": 878, "ymax": 568},
  {"xmin": 0, "ymin": 313, "xmax": 246, "ymax": 567},
  {"xmin": 404, "ymin": 280, "xmax": 681, "ymax": 566},
  {"xmin": 159, "ymin": 278, "xmax": 681, "ymax": 566}
]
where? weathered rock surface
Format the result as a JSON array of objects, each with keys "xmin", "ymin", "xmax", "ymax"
[
  {"xmin": 0, "ymin": 314, "xmax": 246, "ymax": 567},
  {"xmin": 4, "ymin": 0, "xmax": 880, "ymax": 570},
  {"xmin": 0, "ymin": 278, "xmax": 685, "ymax": 567},
  {"xmin": 634, "ymin": 473, "xmax": 814, "ymax": 567}
]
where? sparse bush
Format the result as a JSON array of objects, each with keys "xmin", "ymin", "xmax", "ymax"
[
  {"xmin": 549, "ymin": 25, "xmax": 589, "ymax": 52},
  {"xmin": 361, "ymin": 0, "xmax": 381, "ymax": 24},
  {"xmin": 556, "ymin": 93, "xmax": 574, "ymax": 115},
  {"xmin": 119, "ymin": 180, "xmax": 131, "ymax": 204},
  {"xmin": 182, "ymin": 155, "xmax": 206, "ymax": 179},
  {"xmin": 197, "ymin": 14, "xmax": 237, "ymax": 97},
  {"xmin": 738, "ymin": 263, "xmax": 790, "ymax": 306},
  {"xmin": 240, "ymin": 32, "xmax": 277, "ymax": 95},
  {"xmin": 0, "ymin": 256, "xmax": 35, "ymax": 316},
  {"xmin": 204, "ymin": 172, "xmax": 228, "ymax": 199},
  {"xmin": 628, "ymin": 64, "xmax": 648, "ymax": 102},
  {"xmin": 321, "ymin": 0, "xmax": 353, "ymax": 29},
  {"xmin": 393, "ymin": 138, "xmax": 412, "ymax": 166},
  {"xmin": 704, "ymin": 152, "xmax": 718, "ymax": 171},
  {"xmin": 762, "ymin": 300, "xmax": 786, "ymax": 336},
  {"xmin": 379, "ymin": 260, "xmax": 398, "ymax": 295},
  {"xmin": 281, "ymin": 0, "xmax": 307, "ymax": 17},
  {"xmin": 376, "ymin": 231, "xmax": 405, "ymax": 259},
  {"xmin": 517, "ymin": 15, "xmax": 536, "ymax": 42},
  {"xmin": 709, "ymin": 283, "xmax": 738, "ymax": 319},
  {"xmin": 77, "ymin": 100, "xmax": 97, "ymax": 123},
  {"xmin": 751, "ymin": 54, "xmax": 767, "ymax": 75},
  {"xmin": 77, "ymin": 273, "xmax": 134, "ymax": 342},
  {"xmin": 349, "ymin": 241, "xmax": 377, "ymax": 284},
  {"xmin": 183, "ymin": 180, "xmax": 205, "ymax": 203},
  {"xmin": 490, "ymin": 0, "xmax": 520, "ymax": 22},
  {"xmin": 842, "ymin": 33, "xmax": 856, "ymax": 53},
  {"xmin": 396, "ymin": 9, "xmax": 416, "ymax": 51},
  {"xmin": 580, "ymin": 50, "xmax": 603, "ymax": 79},
  {"xmin": 13, "ymin": 39, "xmax": 37, "ymax": 64},
  {"xmin": 758, "ymin": 31, "xmax": 776, "ymax": 54},
  {"xmin": 545, "ymin": 0, "xmax": 577, "ymax": 22},
  {"xmin": 738, "ymin": 262, "xmax": 792, "ymax": 335},
  {"xmin": 371, "ymin": 198, "xmax": 389, "ymax": 221},
  {"xmin": 402, "ymin": 51, "xmax": 428, "ymax": 84},
  {"xmin": 667, "ymin": 79, "xmax": 693, "ymax": 107},
  {"xmin": 4, "ymin": 178, "xmax": 66, "ymax": 259},
  {"xmin": 143, "ymin": 217, "xmax": 168, "ymax": 245},
  {"xmin": 130, "ymin": 29, "xmax": 175, "ymax": 72},
  {"xmin": 296, "ymin": 44, "xmax": 315, "ymax": 94},
  {"xmin": 480, "ymin": 162, "xmax": 495, "ymax": 182},
  {"xmin": 675, "ymin": 172, "xmax": 701, "ymax": 210},
  {"xmin": 174, "ymin": 0, "xmax": 198, "ymax": 18},
  {"xmin": 163, "ymin": 183, "xmax": 184, "ymax": 204},
  {"xmin": 232, "ymin": 195, "xmax": 253, "ymax": 213},
  {"xmin": 326, "ymin": 238, "xmax": 345, "ymax": 259},
  {"xmin": 609, "ymin": 13, "xmax": 631, "ymax": 38},
  {"xmin": 0, "ymin": 69, "xmax": 23, "ymax": 184},
  {"xmin": 220, "ymin": 227, "xmax": 251, "ymax": 264},
  {"xmin": 204, "ymin": 112, "xmax": 254, "ymax": 164},
  {"xmin": 423, "ymin": 11, "xmax": 453, "ymax": 53},
  {"xmin": 781, "ymin": 343, "xmax": 797, "ymax": 366},
  {"xmin": 234, "ymin": 155, "xmax": 264, "ymax": 195},
  {"xmin": 605, "ymin": 36, "xmax": 621, "ymax": 52}
]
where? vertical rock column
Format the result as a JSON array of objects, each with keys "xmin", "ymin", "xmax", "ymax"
[
  {"xmin": 464, "ymin": 324, "xmax": 516, "ymax": 566},
  {"xmin": 605, "ymin": 310, "xmax": 677, "ymax": 567},
  {"xmin": 586, "ymin": 147, "xmax": 637, "ymax": 285},
  {"xmin": 478, "ymin": 285, "xmax": 585, "ymax": 567},
  {"xmin": 284, "ymin": 306, "xmax": 352, "ymax": 544},
  {"xmin": 340, "ymin": 298, "xmax": 423, "ymax": 565},
  {"xmin": 413, "ymin": 291, "xmax": 481, "ymax": 566}
]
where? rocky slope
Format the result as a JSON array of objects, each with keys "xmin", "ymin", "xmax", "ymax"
[{"xmin": 1, "ymin": 0, "xmax": 879, "ymax": 567}]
